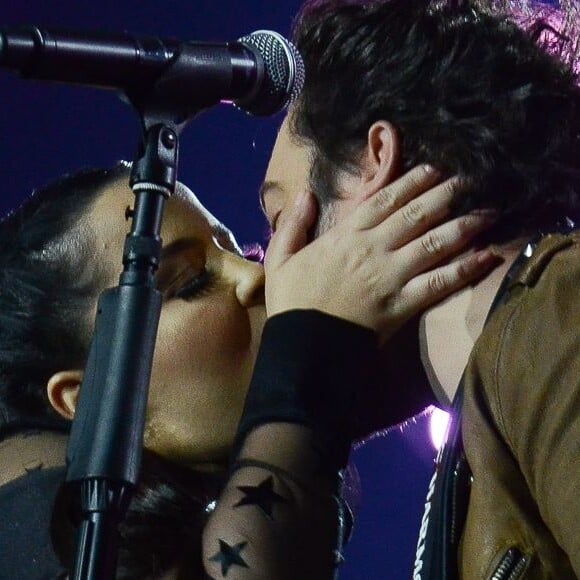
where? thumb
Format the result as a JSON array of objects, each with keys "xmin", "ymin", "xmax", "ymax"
[{"xmin": 265, "ymin": 191, "xmax": 317, "ymax": 269}]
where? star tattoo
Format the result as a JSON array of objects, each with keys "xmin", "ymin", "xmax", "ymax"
[
  {"xmin": 209, "ymin": 540, "xmax": 249, "ymax": 576},
  {"xmin": 234, "ymin": 475, "xmax": 289, "ymax": 520}
]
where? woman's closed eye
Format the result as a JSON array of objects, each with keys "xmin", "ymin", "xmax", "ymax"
[{"xmin": 174, "ymin": 269, "xmax": 216, "ymax": 300}]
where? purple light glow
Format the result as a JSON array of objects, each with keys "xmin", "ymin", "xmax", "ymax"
[
  {"xmin": 429, "ymin": 407, "xmax": 451, "ymax": 451},
  {"xmin": 486, "ymin": 0, "xmax": 580, "ymax": 75}
]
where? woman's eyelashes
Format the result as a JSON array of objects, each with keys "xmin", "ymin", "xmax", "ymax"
[{"xmin": 174, "ymin": 269, "xmax": 216, "ymax": 300}]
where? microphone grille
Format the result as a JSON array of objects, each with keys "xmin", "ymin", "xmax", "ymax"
[{"xmin": 238, "ymin": 30, "xmax": 305, "ymax": 116}]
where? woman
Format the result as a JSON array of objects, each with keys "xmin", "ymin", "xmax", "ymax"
[
  {"xmin": 0, "ymin": 161, "xmax": 494, "ymax": 578},
  {"xmin": 0, "ymin": 162, "xmax": 266, "ymax": 578}
]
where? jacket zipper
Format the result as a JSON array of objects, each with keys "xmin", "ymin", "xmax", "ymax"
[{"xmin": 490, "ymin": 548, "xmax": 529, "ymax": 580}]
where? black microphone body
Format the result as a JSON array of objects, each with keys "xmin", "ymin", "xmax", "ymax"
[{"xmin": 0, "ymin": 28, "xmax": 303, "ymax": 116}]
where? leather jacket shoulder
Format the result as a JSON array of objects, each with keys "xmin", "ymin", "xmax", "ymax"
[{"xmin": 460, "ymin": 231, "xmax": 580, "ymax": 579}]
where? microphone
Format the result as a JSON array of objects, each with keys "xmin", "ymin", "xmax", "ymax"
[{"xmin": 0, "ymin": 28, "xmax": 304, "ymax": 116}]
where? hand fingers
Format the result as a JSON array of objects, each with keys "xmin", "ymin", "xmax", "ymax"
[
  {"xmin": 397, "ymin": 249, "xmax": 502, "ymax": 315},
  {"xmin": 394, "ymin": 211, "xmax": 496, "ymax": 279},
  {"xmin": 264, "ymin": 191, "xmax": 317, "ymax": 270},
  {"xmin": 353, "ymin": 165, "xmax": 442, "ymax": 230},
  {"xmin": 375, "ymin": 177, "xmax": 463, "ymax": 249}
]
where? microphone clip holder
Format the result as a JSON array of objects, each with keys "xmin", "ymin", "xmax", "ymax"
[{"xmin": 65, "ymin": 110, "xmax": 185, "ymax": 579}]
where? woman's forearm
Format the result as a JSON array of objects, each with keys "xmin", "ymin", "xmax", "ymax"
[{"xmin": 202, "ymin": 423, "xmax": 344, "ymax": 579}]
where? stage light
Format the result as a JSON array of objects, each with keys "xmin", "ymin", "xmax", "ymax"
[{"xmin": 429, "ymin": 407, "xmax": 451, "ymax": 451}]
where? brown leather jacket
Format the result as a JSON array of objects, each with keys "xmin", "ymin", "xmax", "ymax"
[{"xmin": 459, "ymin": 231, "xmax": 580, "ymax": 579}]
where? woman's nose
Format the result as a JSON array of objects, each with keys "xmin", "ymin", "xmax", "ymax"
[{"xmin": 234, "ymin": 259, "xmax": 265, "ymax": 308}]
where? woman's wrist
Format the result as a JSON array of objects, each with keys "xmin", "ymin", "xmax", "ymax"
[
  {"xmin": 235, "ymin": 423, "xmax": 342, "ymax": 493},
  {"xmin": 234, "ymin": 310, "xmax": 381, "ymax": 472}
]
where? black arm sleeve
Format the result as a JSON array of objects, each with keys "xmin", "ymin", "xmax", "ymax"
[{"xmin": 235, "ymin": 310, "xmax": 380, "ymax": 469}]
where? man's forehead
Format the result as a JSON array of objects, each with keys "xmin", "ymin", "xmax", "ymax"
[{"xmin": 264, "ymin": 119, "xmax": 313, "ymax": 197}]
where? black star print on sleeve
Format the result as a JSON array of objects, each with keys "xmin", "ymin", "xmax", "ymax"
[
  {"xmin": 234, "ymin": 475, "xmax": 289, "ymax": 520},
  {"xmin": 209, "ymin": 540, "xmax": 250, "ymax": 576}
]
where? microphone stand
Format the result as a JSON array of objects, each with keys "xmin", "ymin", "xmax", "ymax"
[
  {"xmin": 65, "ymin": 102, "xmax": 188, "ymax": 578},
  {"xmin": 56, "ymin": 25, "xmax": 300, "ymax": 575},
  {"xmin": 2, "ymin": 23, "xmax": 299, "ymax": 577}
]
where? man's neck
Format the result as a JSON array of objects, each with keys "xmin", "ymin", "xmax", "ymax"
[{"xmin": 419, "ymin": 241, "xmax": 526, "ymax": 406}]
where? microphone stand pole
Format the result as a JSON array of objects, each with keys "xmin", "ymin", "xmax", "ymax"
[{"xmin": 65, "ymin": 110, "xmax": 185, "ymax": 578}]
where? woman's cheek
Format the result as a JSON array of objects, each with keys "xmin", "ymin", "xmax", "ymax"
[
  {"xmin": 189, "ymin": 294, "xmax": 254, "ymax": 359},
  {"xmin": 153, "ymin": 296, "xmax": 252, "ymax": 386}
]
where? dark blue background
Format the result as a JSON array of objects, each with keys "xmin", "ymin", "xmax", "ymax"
[{"xmin": 0, "ymin": 2, "xmax": 436, "ymax": 577}]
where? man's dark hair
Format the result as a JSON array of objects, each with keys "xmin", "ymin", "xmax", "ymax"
[{"xmin": 291, "ymin": 0, "xmax": 580, "ymax": 242}]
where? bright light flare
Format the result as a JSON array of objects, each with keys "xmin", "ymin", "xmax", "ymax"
[{"xmin": 429, "ymin": 407, "xmax": 451, "ymax": 450}]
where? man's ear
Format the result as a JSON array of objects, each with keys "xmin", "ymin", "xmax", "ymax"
[
  {"xmin": 47, "ymin": 370, "xmax": 83, "ymax": 420},
  {"xmin": 359, "ymin": 121, "xmax": 401, "ymax": 201}
]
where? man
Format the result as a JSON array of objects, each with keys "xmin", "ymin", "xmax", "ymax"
[{"xmin": 204, "ymin": 0, "xmax": 580, "ymax": 578}]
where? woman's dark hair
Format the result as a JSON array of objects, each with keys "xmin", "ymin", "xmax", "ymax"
[
  {"xmin": 53, "ymin": 450, "xmax": 224, "ymax": 579},
  {"xmin": 0, "ymin": 165, "xmax": 221, "ymax": 578},
  {"xmin": 291, "ymin": 0, "xmax": 580, "ymax": 242},
  {"xmin": 0, "ymin": 166, "xmax": 123, "ymax": 437}
]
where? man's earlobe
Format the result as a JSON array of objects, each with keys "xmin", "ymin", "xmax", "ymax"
[
  {"xmin": 47, "ymin": 370, "xmax": 83, "ymax": 420},
  {"xmin": 360, "ymin": 121, "xmax": 401, "ymax": 199}
]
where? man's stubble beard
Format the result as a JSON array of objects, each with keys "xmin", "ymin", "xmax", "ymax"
[
  {"xmin": 310, "ymin": 171, "xmax": 435, "ymax": 418},
  {"xmin": 308, "ymin": 152, "xmax": 341, "ymax": 239},
  {"xmin": 313, "ymin": 200, "xmax": 337, "ymax": 239}
]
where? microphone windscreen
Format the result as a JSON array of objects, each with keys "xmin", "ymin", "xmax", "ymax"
[{"xmin": 237, "ymin": 30, "xmax": 305, "ymax": 116}]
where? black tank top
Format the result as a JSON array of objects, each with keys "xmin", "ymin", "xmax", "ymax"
[{"xmin": 0, "ymin": 466, "xmax": 67, "ymax": 579}]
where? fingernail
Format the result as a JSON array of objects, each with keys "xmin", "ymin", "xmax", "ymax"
[
  {"xmin": 423, "ymin": 164, "xmax": 439, "ymax": 175},
  {"xmin": 476, "ymin": 249, "xmax": 503, "ymax": 266},
  {"xmin": 472, "ymin": 208, "xmax": 498, "ymax": 221}
]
